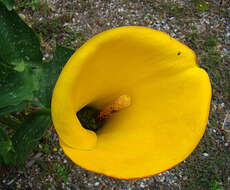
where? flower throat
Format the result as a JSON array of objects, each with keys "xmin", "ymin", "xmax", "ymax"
[{"xmin": 77, "ymin": 95, "xmax": 131, "ymax": 131}]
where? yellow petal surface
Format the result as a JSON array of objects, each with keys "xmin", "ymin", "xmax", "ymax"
[{"xmin": 51, "ymin": 26, "xmax": 211, "ymax": 179}]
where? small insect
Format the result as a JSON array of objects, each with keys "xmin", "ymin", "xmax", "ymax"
[{"xmin": 98, "ymin": 95, "xmax": 131, "ymax": 120}]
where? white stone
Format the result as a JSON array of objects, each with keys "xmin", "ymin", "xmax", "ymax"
[
  {"xmin": 203, "ymin": 153, "xmax": 209, "ymax": 157},
  {"xmin": 140, "ymin": 182, "xmax": 145, "ymax": 188}
]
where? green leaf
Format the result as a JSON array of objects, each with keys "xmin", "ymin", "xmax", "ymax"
[
  {"xmin": 0, "ymin": 115, "xmax": 21, "ymax": 130},
  {"xmin": 0, "ymin": 56, "xmax": 13, "ymax": 80},
  {"xmin": 0, "ymin": 2, "xmax": 42, "ymax": 68},
  {"xmin": 12, "ymin": 112, "xmax": 51, "ymax": 164},
  {"xmin": 0, "ymin": 127, "xmax": 16, "ymax": 165},
  {"xmin": 0, "ymin": 101, "xmax": 27, "ymax": 116},
  {"xmin": 36, "ymin": 45, "xmax": 74, "ymax": 107},
  {"xmin": 0, "ymin": 0, "xmax": 14, "ymax": 10},
  {"xmin": 3, "ymin": 149, "xmax": 17, "ymax": 165},
  {"xmin": 0, "ymin": 66, "xmax": 39, "ymax": 108},
  {"xmin": 0, "ymin": 127, "xmax": 11, "ymax": 149},
  {"xmin": 0, "ymin": 156, "xmax": 3, "ymax": 167},
  {"xmin": 14, "ymin": 59, "xmax": 25, "ymax": 72}
]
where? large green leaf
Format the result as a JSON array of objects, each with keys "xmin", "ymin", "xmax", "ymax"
[
  {"xmin": 0, "ymin": 0, "xmax": 14, "ymax": 10},
  {"xmin": 0, "ymin": 56, "xmax": 13, "ymax": 81},
  {"xmin": 0, "ymin": 66, "xmax": 39, "ymax": 108},
  {"xmin": 0, "ymin": 101, "xmax": 27, "ymax": 116},
  {"xmin": 36, "ymin": 45, "xmax": 74, "ymax": 107},
  {"xmin": 0, "ymin": 2, "xmax": 42, "ymax": 69},
  {"xmin": 0, "ymin": 127, "xmax": 16, "ymax": 165},
  {"xmin": 0, "ymin": 115, "xmax": 21, "ymax": 130},
  {"xmin": 12, "ymin": 111, "xmax": 51, "ymax": 164}
]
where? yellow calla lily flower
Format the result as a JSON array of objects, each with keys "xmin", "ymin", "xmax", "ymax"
[{"xmin": 51, "ymin": 26, "xmax": 211, "ymax": 179}]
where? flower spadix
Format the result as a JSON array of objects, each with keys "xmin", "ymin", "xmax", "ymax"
[{"xmin": 51, "ymin": 26, "xmax": 211, "ymax": 179}]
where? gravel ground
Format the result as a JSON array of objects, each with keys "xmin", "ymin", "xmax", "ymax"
[{"xmin": 0, "ymin": 0, "xmax": 230, "ymax": 190}]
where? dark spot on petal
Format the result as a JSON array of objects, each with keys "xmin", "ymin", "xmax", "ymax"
[{"xmin": 177, "ymin": 52, "xmax": 181, "ymax": 56}]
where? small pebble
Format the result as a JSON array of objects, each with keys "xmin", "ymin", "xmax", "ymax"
[
  {"xmin": 6, "ymin": 179, "xmax": 14, "ymax": 186},
  {"xmin": 203, "ymin": 153, "xmax": 209, "ymax": 157},
  {"xmin": 183, "ymin": 176, "xmax": 188, "ymax": 180},
  {"xmin": 34, "ymin": 152, "xmax": 43, "ymax": 159},
  {"xmin": 18, "ymin": 13, "xmax": 26, "ymax": 20},
  {"xmin": 44, "ymin": 53, "xmax": 49, "ymax": 58},
  {"xmin": 140, "ymin": 182, "xmax": 145, "ymax": 188}
]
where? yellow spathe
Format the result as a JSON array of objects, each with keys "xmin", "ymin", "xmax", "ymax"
[{"xmin": 51, "ymin": 26, "xmax": 211, "ymax": 179}]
